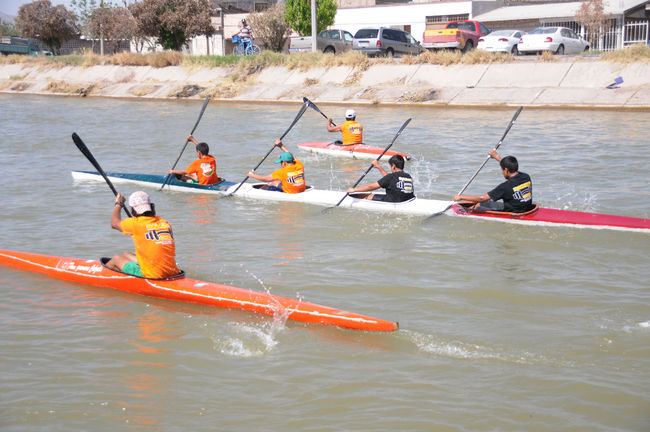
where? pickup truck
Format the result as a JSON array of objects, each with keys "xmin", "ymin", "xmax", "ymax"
[
  {"xmin": 288, "ymin": 29, "xmax": 354, "ymax": 54},
  {"xmin": 422, "ymin": 20, "xmax": 490, "ymax": 53},
  {"xmin": 0, "ymin": 36, "xmax": 51, "ymax": 56}
]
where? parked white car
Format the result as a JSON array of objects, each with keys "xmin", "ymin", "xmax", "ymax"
[
  {"xmin": 477, "ymin": 30, "xmax": 525, "ymax": 55},
  {"xmin": 518, "ymin": 27, "xmax": 589, "ymax": 55}
]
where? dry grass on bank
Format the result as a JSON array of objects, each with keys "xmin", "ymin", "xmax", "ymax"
[
  {"xmin": 2, "ymin": 44, "xmax": 649, "ymax": 71},
  {"xmin": 601, "ymin": 43, "xmax": 650, "ymax": 63}
]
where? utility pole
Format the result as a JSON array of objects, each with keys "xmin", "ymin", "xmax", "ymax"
[{"xmin": 311, "ymin": 0, "xmax": 317, "ymax": 52}]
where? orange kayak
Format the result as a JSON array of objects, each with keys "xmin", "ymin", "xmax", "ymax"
[{"xmin": 0, "ymin": 250, "xmax": 398, "ymax": 332}]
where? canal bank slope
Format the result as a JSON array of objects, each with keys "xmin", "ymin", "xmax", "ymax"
[{"xmin": 1, "ymin": 58, "xmax": 648, "ymax": 109}]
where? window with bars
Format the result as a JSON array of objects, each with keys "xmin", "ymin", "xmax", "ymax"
[{"xmin": 426, "ymin": 14, "xmax": 469, "ymax": 24}]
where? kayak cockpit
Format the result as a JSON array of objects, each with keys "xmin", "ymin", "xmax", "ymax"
[
  {"xmin": 251, "ymin": 184, "xmax": 314, "ymax": 193},
  {"xmin": 456, "ymin": 202, "xmax": 540, "ymax": 218},
  {"xmin": 100, "ymin": 257, "xmax": 186, "ymax": 280}
]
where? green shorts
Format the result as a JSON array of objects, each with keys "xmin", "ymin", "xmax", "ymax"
[{"xmin": 122, "ymin": 261, "xmax": 144, "ymax": 277}]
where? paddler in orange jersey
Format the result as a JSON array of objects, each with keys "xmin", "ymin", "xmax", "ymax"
[
  {"xmin": 246, "ymin": 139, "xmax": 306, "ymax": 193},
  {"xmin": 106, "ymin": 191, "xmax": 180, "ymax": 279},
  {"xmin": 327, "ymin": 109, "xmax": 363, "ymax": 146},
  {"xmin": 167, "ymin": 134, "xmax": 220, "ymax": 185}
]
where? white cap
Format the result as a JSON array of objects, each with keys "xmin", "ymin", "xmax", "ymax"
[
  {"xmin": 345, "ymin": 109, "xmax": 356, "ymax": 119},
  {"xmin": 128, "ymin": 191, "xmax": 152, "ymax": 214}
]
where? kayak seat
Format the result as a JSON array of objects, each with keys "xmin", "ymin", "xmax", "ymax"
[
  {"xmin": 469, "ymin": 204, "xmax": 540, "ymax": 218},
  {"xmin": 100, "ymin": 257, "xmax": 186, "ymax": 280},
  {"xmin": 332, "ymin": 141, "xmax": 361, "ymax": 147}
]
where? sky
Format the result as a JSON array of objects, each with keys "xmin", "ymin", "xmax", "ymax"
[{"xmin": 1, "ymin": 0, "xmax": 72, "ymax": 17}]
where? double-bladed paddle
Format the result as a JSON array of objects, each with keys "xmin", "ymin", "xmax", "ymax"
[
  {"xmin": 160, "ymin": 95, "xmax": 211, "ymax": 190},
  {"xmin": 326, "ymin": 118, "xmax": 412, "ymax": 211},
  {"xmin": 227, "ymin": 101, "xmax": 309, "ymax": 197},
  {"xmin": 455, "ymin": 106, "xmax": 523, "ymax": 197},
  {"xmin": 72, "ymin": 132, "xmax": 132, "ymax": 217},
  {"xmin": 303, "ymin": 97, "xmax": 336, "ymax": 126}
]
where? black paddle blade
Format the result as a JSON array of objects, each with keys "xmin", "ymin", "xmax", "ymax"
[
  {"xmin": 72, "ymin": 132, "xmax": 132, "ymax": 217},
  {"xmin": 303, "ymin": 96, "xmax": 335, "ymax": 126},
  {"xmin": 72, "ymin": 133, "xmax": 118, "ymax": 196}
]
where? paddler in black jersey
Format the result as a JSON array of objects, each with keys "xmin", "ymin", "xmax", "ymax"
[
  {"xmin": 453, "ymin": 149, "xmax": 534, "ymax": 213},
  {"xmin": 347, "ymin": 154, "xmax": 415, "ymax": 202}
]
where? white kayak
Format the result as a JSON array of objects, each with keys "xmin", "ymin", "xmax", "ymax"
[{"xmin": 71, "ymin": 170, "xmax": 454, "ymax": 216}]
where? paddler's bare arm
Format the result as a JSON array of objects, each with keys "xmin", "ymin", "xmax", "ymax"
[
  {"xmin": 371, "ymin": 160, "xmax": 388, "ymax": 176},
  {"xmin": 348, "ymin": 182, "xmax": 380, "ymax": 194},
  {"xmin": 489, "ymin": 149, "xmax": 502, "ymax": 162},
  {"xmin": 453, "ymin": 193, "xmax": 491, "ymax": 203},
  {"xmin": 247, "ymin": 171, "xmax": 273, "ymax": 182},
  {"xmin": 327, "ymin": 118, "xmax": 342, "ymax": 133},
  {"xmin": 274, "ymin": 139, "xmax": 296, "ymax": 160},
  {"xmin": 187, "ymin": 134, "xmax": 199, "ymax": 146},
  {"xmin": 111, "ymin": 193, "xmax": 125, "ymax": 231}
]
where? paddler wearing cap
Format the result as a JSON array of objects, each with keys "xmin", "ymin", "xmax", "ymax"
[
  {"xmin": 247, "ymin": 139, "xmax": 306, "ymax": 193},
  {"xmin": 327, "ymin": 109, "xmax": 363, "ymax": 146},
  {"xmin": 106, "ymin": 191, "xmax": 180, "ymax": 278}
]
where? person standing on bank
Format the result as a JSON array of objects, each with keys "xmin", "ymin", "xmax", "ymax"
[
  {"xmin": 167, "ymin": 134, "xmax": 219, "ymax": 185},
  {"xmin": 247, "ymin": 139, "xmax": 306, "ymax": 194},
  {"xmin": 235, "ymin": 18, "xmax": 253, "ymax": 50},
  {"xmin": 327, "ymin": 109, "xmax": 363, "ymax": 146},
  {"xmin": 453, "ymin": 149, "xmax": 534, "ymax": 213},
  {"xmin": 347, "ymin": 154, "xmax": 414, "ymax": 202},
  {"xmin": 106, "ymin": 191, "xmax": 180, "ymax": 279}
]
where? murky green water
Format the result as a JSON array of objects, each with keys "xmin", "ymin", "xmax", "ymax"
[{"xmin": 1, "ymin": 94, "xmax": 649, "ymax": 431}]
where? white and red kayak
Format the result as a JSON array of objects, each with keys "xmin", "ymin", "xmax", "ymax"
[
  {"xmin": 449, "ymin": 204, "xmax": 650, "ymax": 232},
  {"xmin": 298, "ymin": 141, "xmax": 410, "ymax": 160},
  {"xmin": 0, "ymin": 250, "xmax": 398, "ymax": 332}
]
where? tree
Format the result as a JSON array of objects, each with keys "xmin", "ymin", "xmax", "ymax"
[
  {"xmin": 130, "ymin": 0, "xmax": 215, "ymax": 51},
  {"xmin": 87, "ymin": 5, "xmax": 137, "ymax": 54},
  {"xmin": 183, "ymin": 0, "xmax": 215, "ymax": 54},
  {"xmin": 16, "ymin": 0, "xmax": 78, "ymax": 53},
  {"xmin": 284, "ymin": 0, "xmax": 337, "ymax": 36},
  {"xmin": 1, "ymin": 21, "xmax": 21, "ymax": 36},
  {"xmin": 69, "ymin": 0, "xmax": 98, "ymax": 33},
  {"xmin": 575, "ymin": 0, "xmax": 611, "ymax": 50},
  {"xmin": 249, "ymin": 2, "xmax": 292, "ymax": 52}
]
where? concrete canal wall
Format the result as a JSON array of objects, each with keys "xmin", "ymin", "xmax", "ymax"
[{"xmin": 1, "ymin": 58, "xmax": 648, "ymax": 109}]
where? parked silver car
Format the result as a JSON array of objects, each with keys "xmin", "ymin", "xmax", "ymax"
[
  {"xmin": 518, "ymin": 27, "xmax": 589, "ymax": 55},
  {"xmin": 353, "ymin": 27, "xmax": 424, "ymax": 57}
]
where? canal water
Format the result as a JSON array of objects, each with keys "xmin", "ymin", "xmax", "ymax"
[{"xmin": 1, "ymin": 94, "xmax": 648, "ymax": 431}]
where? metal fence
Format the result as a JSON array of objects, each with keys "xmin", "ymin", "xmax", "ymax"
[{"xmin": 540, "ymin": 18, "xmax": 649, "ymax": 51}]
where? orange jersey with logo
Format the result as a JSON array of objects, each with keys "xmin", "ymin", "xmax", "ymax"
[
  {"xmin": 272, "ymin": 160, "xmax": 306, "ymax": 194},
  {"xmin": 186, "ymin": 155, "xmax": 218, "ymax": 185},
  {"xmin": 341, "ymin": 120, "xmax": 363, "ymax": 145},
  {"xmin": 121, "ymin": 216, "xmax": 179, "ymax": 278}
]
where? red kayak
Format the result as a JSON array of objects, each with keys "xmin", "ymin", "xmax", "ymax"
[
  {"xmin": 450, "ymin": 204, "xmax": 650, "ymax": 232},
  {"xmin": 298, "ymin": 141, "xmax": 410, "ymax": 160},
  {"xmin": 0, "ymin": 250, "xmax": 398, "ymax": 332}
]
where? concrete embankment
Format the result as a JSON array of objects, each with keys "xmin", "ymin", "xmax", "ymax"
[{"xmin": 1, "ymin": 58, "xmax": 648, "ymax": 109}]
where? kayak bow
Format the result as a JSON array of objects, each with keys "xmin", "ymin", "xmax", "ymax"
[
  {"xmin": 0, "ymin": 250, "xmax": 398, "ymax": 332},
  {"xmin": 450, "ymin": 204, "xmax": 650, "ymax": 232},
  {"xmin": 298, "ymin": 141, "xmax": 410, "ymax": 160}
]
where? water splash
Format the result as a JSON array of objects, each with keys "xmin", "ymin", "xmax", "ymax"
[
  {"xmin": 216, "ymin": 322, "xmax": 280, "ymax": 357},
  {"xmin": 238, "ymin": 263, "xmax": 289, "ymax": 331}
]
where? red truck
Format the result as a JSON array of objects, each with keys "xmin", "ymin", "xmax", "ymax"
[{"xmin": 422, "ymin": 20, "xmax": 491, "ymax": 53}]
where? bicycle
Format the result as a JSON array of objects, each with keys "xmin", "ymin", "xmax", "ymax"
[{"xmin": 232, "ymin": 35, "xmax": 261, "ymax": 56}]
